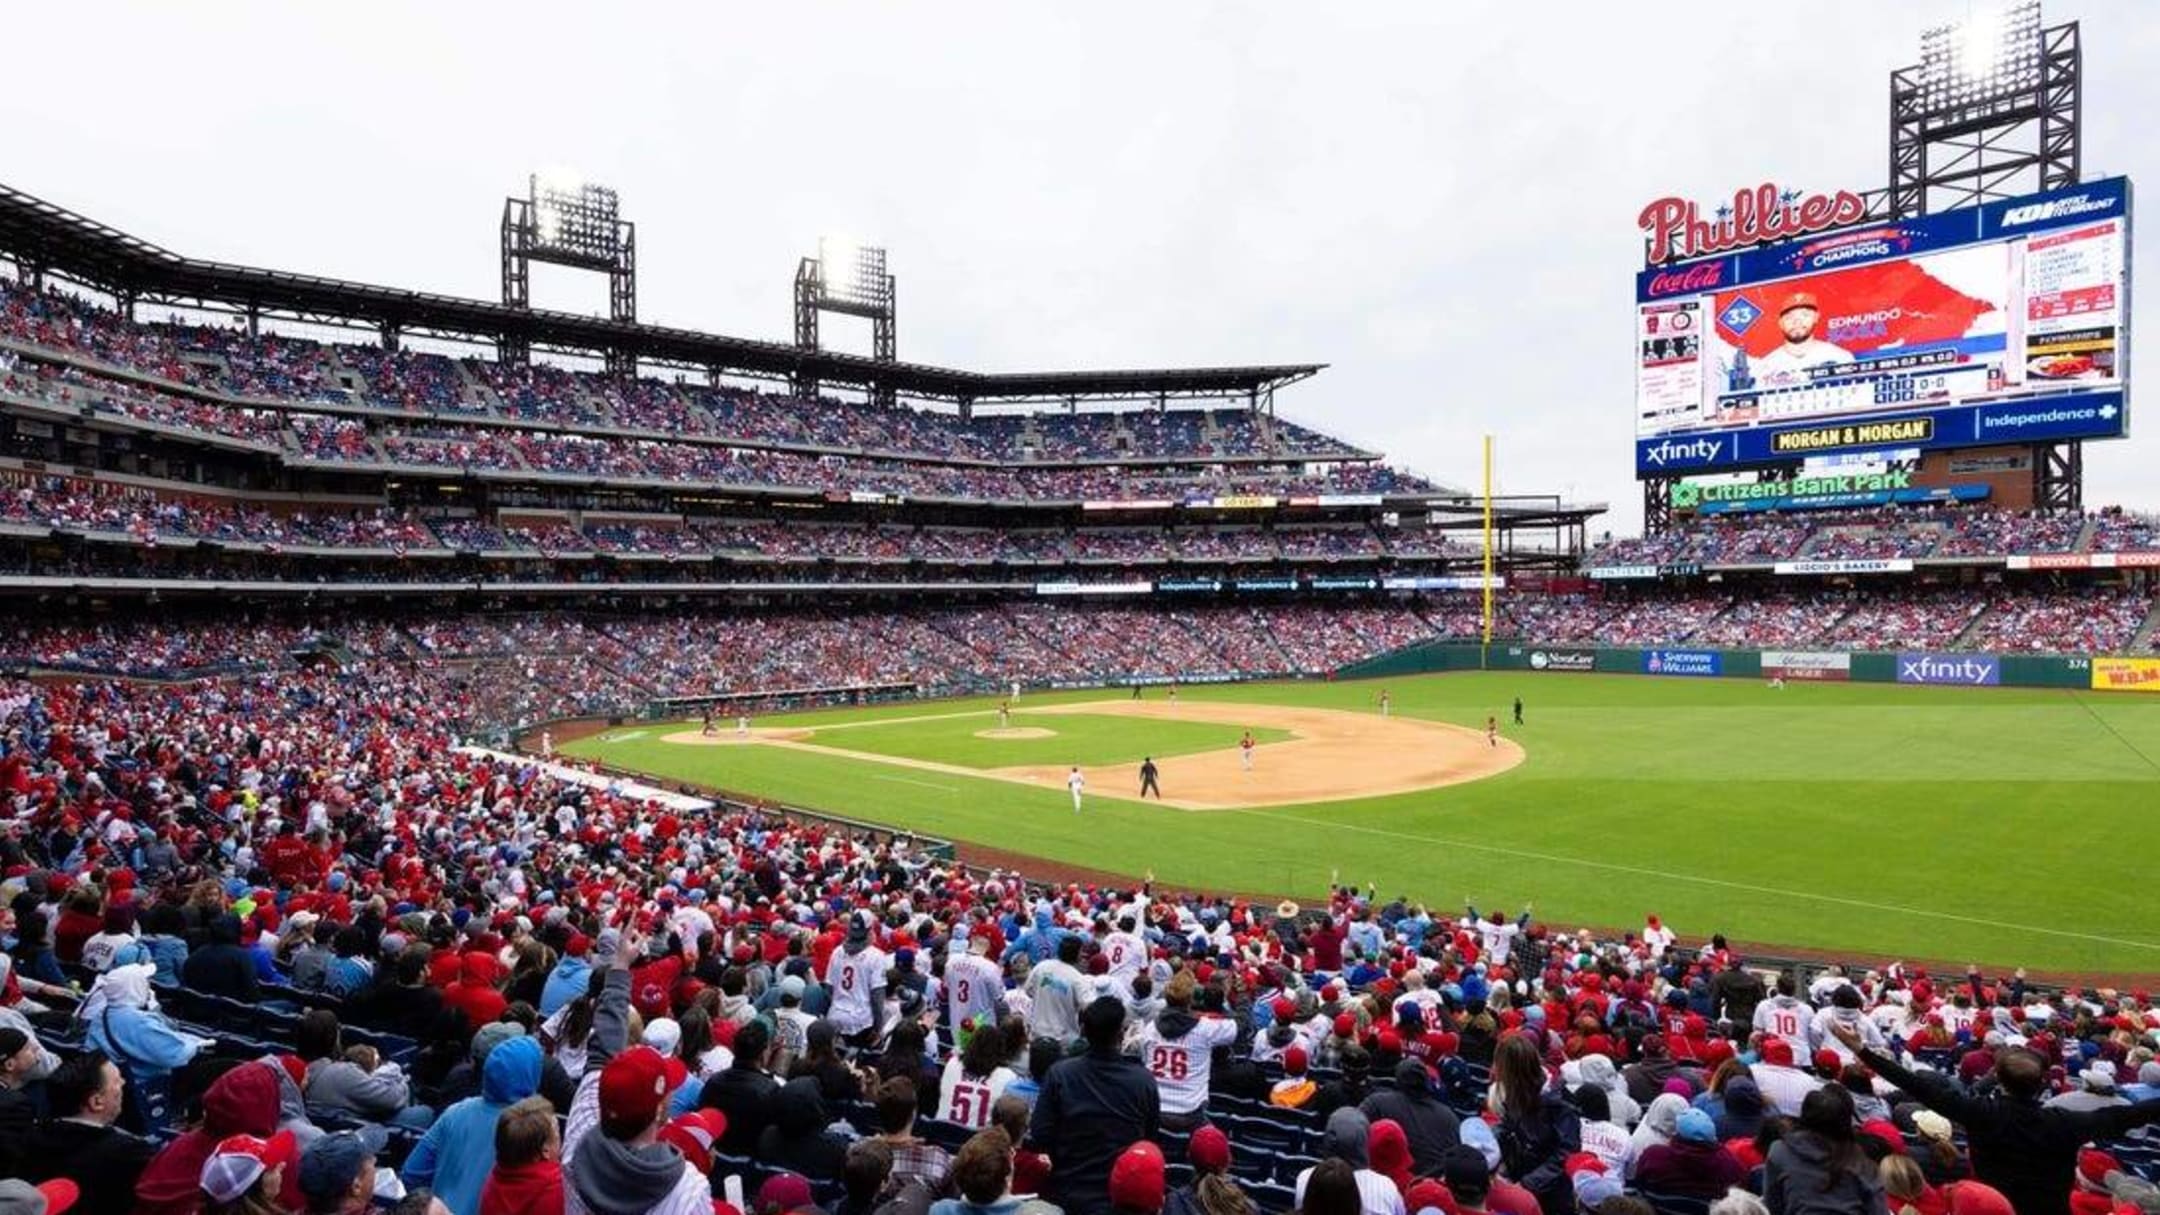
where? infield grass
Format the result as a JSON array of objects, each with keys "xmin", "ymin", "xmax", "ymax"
[{"xmin": 564, "ymin": 673, "xmax": 2160, "ymax": 977}]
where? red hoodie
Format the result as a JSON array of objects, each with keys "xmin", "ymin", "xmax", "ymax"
[
  {"xmin": 134, "ymin": 1062, "xmax": 295, "ymax": 1215},
  {"xmin": 481, "ymin": 1159, "xmax": 565, "ymax": 1215}
]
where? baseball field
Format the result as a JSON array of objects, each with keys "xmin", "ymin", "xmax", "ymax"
[{"xmin": 563, "ymin": 671, "xmax": 2160, "ymax": 979}]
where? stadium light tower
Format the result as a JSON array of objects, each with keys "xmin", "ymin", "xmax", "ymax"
[
  {"xmin": 793, "ymin": 236, "xmax": 896, "ymax": 403},
  {"xmin": 501, "ymin": 171, "xmax": 638, "ymax": 373},
  {"xmin": 1882, "ymin": 0, "xmax": 2076, "ymax": 218}
]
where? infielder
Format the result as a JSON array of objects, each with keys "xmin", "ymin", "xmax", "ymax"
[
  {"xmin": 1067, "ymin": 766, "xmax": 1085, "ymax": 813},
  {"xmin": 1513, "ymin": 696, "xmax": 1524, "ymax": 726},
  {"xmin": 1139, "ymin": 757, "xmax": 1161, "ymax": 799},
  {"xmin": 737, "ymin": 714, "xmax": 750, "ymax": 738},
  {"xmin": 701, "ymin": 705, "xmax": 716, "ymax": 736},
  {"xmin": 1486, "ymin": 716, "xmax": 1498, "ymax": 748},
  {"xmin": 1239, "ymin": 730, "xmax": 1255, "ymax": 771},
  {"xmin": 1379, "ymin": 689, "xmax": 1392, "ymax": 718},
  {"xmin": 997, "ymin": 700, "xmax": 1012, "ymax": 730}
]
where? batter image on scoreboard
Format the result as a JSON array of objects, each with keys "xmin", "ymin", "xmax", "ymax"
[{"xmin": 1748, "ymin": 292, "xmax": 1855, "ymax": 388}]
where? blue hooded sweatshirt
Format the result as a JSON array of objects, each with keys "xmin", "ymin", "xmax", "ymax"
[
  {"xmin": 540, "ymin": 953, "xmax": 594, "ymax": 1017},
  {"xmin": 401, "ymin": 1034, "xmax": 543, "ymax": 1215}
]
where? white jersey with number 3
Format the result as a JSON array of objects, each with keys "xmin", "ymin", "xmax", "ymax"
[
  {"xmin": 944, "ymin": 953, "xmax": 1005, "ymax": 1028},
  {"xmin": 824, "ymin": 945, "xmax": 892, "ymax": 1035},
  {"xmin": 1135, "ymin": 1016, "xmax": 1238, "ymax": 1115}
]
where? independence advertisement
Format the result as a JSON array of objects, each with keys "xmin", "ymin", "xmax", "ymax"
[{"xmin": 1635, "ymin": 177, "xmax": 2131, "ymax": 474}]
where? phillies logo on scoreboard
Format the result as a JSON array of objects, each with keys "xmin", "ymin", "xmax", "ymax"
[
  {"xmin": 1639, "ymin": 183, "xmax": 1868, "ymax": 266},
  {"xmin": 1644, "ymin": 261, "xmax": 1726, "ymax": 298}
]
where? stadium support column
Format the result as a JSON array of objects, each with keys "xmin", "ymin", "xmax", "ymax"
[
  {"xmin": 2035, "ymin": 442, "xmax": 2082, "ymax": 513},
  {"xmin": 1641, "ymin": 478, "xmax": 1674, "ymax": 535}
]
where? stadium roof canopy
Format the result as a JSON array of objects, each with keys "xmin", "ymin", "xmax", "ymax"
[{"xmin": 0, "ymin": 182, "xmax": 1323, "ymax": 406}]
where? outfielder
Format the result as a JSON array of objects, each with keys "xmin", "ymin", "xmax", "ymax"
[
  {"xmin": 1067, "ymin": 766, "xmax": 1085, "ymax": 813},
  {"xmin": 1239, "ymin": 730, "xmax": 1255, "ymax": 771},
  {"xmin": 998, "ymin": 700, "xmax": 1012, "ymax": 730},
  {"xmin": 1139, "ymin": 756, "xmax": 1161, "ymax": 799},
  {"xmin": 1379, "ymin": 689, "xmax": 1392, "ymax": 718}
]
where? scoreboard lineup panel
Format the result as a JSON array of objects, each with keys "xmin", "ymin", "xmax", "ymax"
[{"xmin": 1633, "ymin": 177, "xmax": 2131, "ymax": 476}]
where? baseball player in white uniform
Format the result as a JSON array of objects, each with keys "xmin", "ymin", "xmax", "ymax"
[
  {"xmin": 1067, "ymin": 766, "xmax": 1085, "ymax": 813},
  {"xmin": 1751, "ymin": 291, "xmax": 1855, "ymax": 388}
]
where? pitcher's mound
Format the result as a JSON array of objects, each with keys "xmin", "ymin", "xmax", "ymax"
[
  {"xmin": 662, "ymin": 728, "xmax": 813, "ymax": 746},
  {"xmin": 975, "ymin": 727, "xmax": 1056, "ymax": 740}
]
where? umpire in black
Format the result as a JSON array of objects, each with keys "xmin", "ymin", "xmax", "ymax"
[{"xmin": 1139, "ymin": 757, "xmax": 1161, "ymax": 798}]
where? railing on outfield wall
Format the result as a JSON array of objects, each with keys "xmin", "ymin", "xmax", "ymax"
[{"xmin": 1337, "ymin": 637, "xmax": 2158, "ymax": 694}]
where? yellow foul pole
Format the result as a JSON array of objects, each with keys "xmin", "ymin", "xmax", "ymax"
[{"xmin": 1482, "ymin": 434, "xmax": 1495, "ymax": 650}]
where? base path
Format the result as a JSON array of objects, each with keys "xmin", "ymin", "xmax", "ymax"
[
  {"xmin": 661, "ymin": 727, "xmax": 814, "ymax": 745},
  {"xmin": 992, "ymin": 700, "xmax": 1524, "ymax": 809}
]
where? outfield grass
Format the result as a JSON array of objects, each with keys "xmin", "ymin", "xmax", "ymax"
[
  {"xmin": 565, "ymin": 673, "xmax": 2160, "ymax": 976},
  {"xmin": 788, "ymin": 707, "xmax": 1291, "ymax": 769}
]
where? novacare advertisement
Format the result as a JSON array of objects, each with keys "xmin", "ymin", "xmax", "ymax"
[
  {"xmin": 1524, "ymin": 648, "xmax": 1595, "ymax": 672},
  {"xmin": 1643, "ymin": 649, "xmax": 1722, "ymax": 677},
  {"xmin": 2092, "ymin": 658, "xmax": 2160, "ymax": 693},
  {"xmin": 1762, "ymin": 650, "xmax": 1851, "ymax": 681},
  {"xmin": 1896, "ymin": 652, "xmax": 2001, "ymax": 686}
]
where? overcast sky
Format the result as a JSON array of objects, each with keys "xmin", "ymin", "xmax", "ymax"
[{"xmin": 8, "ymin": 1, "xmax": 2157, "ymax": 533}]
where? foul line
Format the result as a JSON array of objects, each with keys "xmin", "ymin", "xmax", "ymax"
[
  {"xmin": 2067, "ymin": 691, "xmax": 2160, "ymax": 777},
  {"xmin": 1225, "ymin": 807, "xmax": 2160, "ymax": 954}
]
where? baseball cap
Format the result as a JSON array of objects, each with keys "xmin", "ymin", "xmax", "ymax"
[
  {"xmin": 1761, "ymin": 1038, "xmax": 1795, "ymax": 1067},
  {"xmin": 659, "ymin": 1110, "xmax": 728, "ymax": 1176},
  {"xmin": 1405, "ymin": 1179, "xmax": 1459, "ymax": 1215},
  {"xmin": 1779, "ymin": 291, "xmax": 1821, "ymax": 315},
  {"xmin": 200, "ymin": 1131, "xmax": 299, "ymax": 1204},
  {"xmin": 1675, "ymin": 1109, "xmax": 1717, "ymax": 1144},
  {"xmin": 1283, "ymin": 1045, "xmax": 1310, "ymax": 1076},
  {"xmin": 1109, "ymin": 1141, "xmax": 1167, "ymax": 1213},
  {"xmin": 644, "ymin": 1018, "xmax": 683, "ymax": 1056},
  {"xmin": 1573, "ymin": 1171, "xmax": 1624, "ymax": 1209},
  {"xmin": 755, "ymin": 1173, "xmax": 815, "ymax": 1215},
  {"xmin": 299, "ymin": 1127, "xmax": 387, "ymax": 1204},
  {"xmin": 0, "ymin": 1180, "xmax": 77, "ymax": 1215},
  {"xmin": 777, "ymin": 974, "xmax": 806, "ymax": 1002},
  {"xmin": 1813, "ymin": 1048, "xmax": 1843, "ymax": 1073},
  {"xmin": 1186, "ymin": 1124, "xmax": 1231, "ymax": 1174},
  {"xmin": 599, "ymin": 1045, "xmax": 673, "ymax": 1137},
  {"xmin": 1443, "ymin": 1144, "xmax": 1491, "ymax": 1198}
]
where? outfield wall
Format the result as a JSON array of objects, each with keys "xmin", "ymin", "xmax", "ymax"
[{"xmin": 1338, "ymin": 639, "xmax": 2154, "ymax": 691}]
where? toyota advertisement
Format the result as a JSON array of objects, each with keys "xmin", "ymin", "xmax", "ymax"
[{"xmin": 1636, "ymin": 178, "xmax": 2131, "ymax": 475}]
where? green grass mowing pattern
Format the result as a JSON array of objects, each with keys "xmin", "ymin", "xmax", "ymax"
[
  {"xmin": 565, "ymin": 672, "xmax": 2160, "ymax": 975},
  {"xmin": 795, "ymin": 709, "xmax": 1290, "ymax": 768}
]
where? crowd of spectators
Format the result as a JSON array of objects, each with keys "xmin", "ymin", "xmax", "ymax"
[
  {"xmin": 1587, "ymin": 506, "xmax": 2160, "ymax": 568},
  {"xmin": 0, "ymin": 653, "xmax": 2155, "ymax": 1215},
  {"xmin": 0, "ymin": 279, "xmax": 1375, "ymax": 466}
]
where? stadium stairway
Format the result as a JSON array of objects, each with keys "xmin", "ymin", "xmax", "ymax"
[
  {"xmin": 2130, "ymin": 599, "xmax": 2160, "ymax": 653},
  {"xmin": 1949, "ymin": 603, "xmax": 1996, "ymax": 649}
]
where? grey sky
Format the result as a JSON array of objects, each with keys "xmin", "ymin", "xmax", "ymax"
[{"xmin": 7, "ymin": 1, "xmax": 2156, "ymax": 534}]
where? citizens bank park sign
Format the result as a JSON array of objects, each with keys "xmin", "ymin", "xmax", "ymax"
[{"xmin": 1639, "ymin": 182, "xmax": 1868, "ymax": 268}]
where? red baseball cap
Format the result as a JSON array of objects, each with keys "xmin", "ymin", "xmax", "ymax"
[
  {"xmin": 1108, "ymin": 1141, "xmax": 1167, "ymax": 1213},
  {"xmin": 1186, "ymin": 1125, "xmax": 1231, "ymax": 1174},
  {"xmin": 1779, "ymin": 291, "xmax": 1821, "ymax": 315},
  {"xmin": 199, "ymin": 1131, "xmax": 298, "ymax": 1204},
  {"xmin": 660, "ymin": 1110, "xmax": 728, "ymax": 1176},
  {"xmin": 599, "ymin": 1046, "xmax": 673, "ymax": 1137},
  {"xmin": 1761, "ymin": 1038, "xmax": 1795, "ymax": 1066}
]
